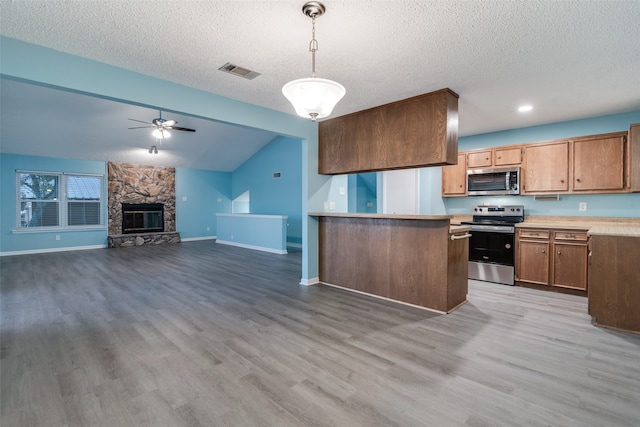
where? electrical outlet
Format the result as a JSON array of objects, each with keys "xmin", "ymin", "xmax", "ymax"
[
  {"xmin": 329, "ymin": 201, "xmax": 336, "ymax": 210},
  {"xmin": 182, "ymin": 196, "xmax": 188, "ymax": 202},
  {"xmin": 339, "ymin": 186, "xmax": 345, "ymax": 196},
  {"xmin": 324, "ymin": 201, "xmax": 329, "ymax": 210},
  {"xmin": 206, "ymin": 226, "xmax": 210, "ymax": 231},
  {"xmin": 217, "ymin": 198, "xmax": 222, "ymax": 203},
  {"xmin": 55, "ymin": 235, "xmax": 60, "ymax": 241},
  {"xmin": 579, "ymin": 202, "xmax": 587, "ymax": 211}
]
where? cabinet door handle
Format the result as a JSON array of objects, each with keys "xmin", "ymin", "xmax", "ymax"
[
  {"xmin": 541, "ymin": 249, "xmax": 546, "ymax": 254},
  {"xmin": 576, "ymin": 178, "xmax": 581, "ymax": 182},
  {"xmin": 557, "ymin": 251, "xmax": 561, "ymax": 255},
  {"xmin": 560, "ymin": 179, "xmax": 565, "ymax": 183}
]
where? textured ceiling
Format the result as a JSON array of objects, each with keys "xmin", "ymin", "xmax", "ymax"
[{"xmin": 1, "ymin": 0, "xmax": 640, "ymax": 169}]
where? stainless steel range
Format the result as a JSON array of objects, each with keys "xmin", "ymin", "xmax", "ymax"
[{"xmin": 462, "ymin": 205, "xmax": 524, "ymax": 286}]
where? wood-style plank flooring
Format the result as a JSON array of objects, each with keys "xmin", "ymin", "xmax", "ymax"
[{"xmin": 2, "ymin": 240, "xmax": 639, "ymax": 426}]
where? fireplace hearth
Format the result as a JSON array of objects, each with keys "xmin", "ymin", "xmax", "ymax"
[{"xmin": 121, "ymin": 203, "xmax": 164, "ymax": 234}]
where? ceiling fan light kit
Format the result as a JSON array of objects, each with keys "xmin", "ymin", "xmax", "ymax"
[
  {"xmin": 152, "ymin": 128, "xmax": 170, "ymax": 139},
  {"xmin": 128, "ymin": 110, "xmax": 195, "ymax": 140},
  {"xmin": 282, "ymin": 1, "xmax": 346, "ymax": 121}
]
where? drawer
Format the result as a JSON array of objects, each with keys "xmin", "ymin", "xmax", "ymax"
[
  {"xmin": 519, "ymin": 229, "xmax": 550, "ymax": 239},
  {"xmin": 553, "ymin": 230, "xmax": 588, "ymax": 241}
]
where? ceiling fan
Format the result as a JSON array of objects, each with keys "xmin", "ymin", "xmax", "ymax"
[{"xmin": 128, "ymin": 110, "xmax": 196, "ymax": 139}]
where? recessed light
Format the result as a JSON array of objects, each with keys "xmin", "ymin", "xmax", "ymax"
[{"xmin": 518, "ymin": 105, "xmax": 533, "ymax": 112}]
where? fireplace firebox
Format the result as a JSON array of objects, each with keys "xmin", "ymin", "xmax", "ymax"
[{"xmin": 121, "ymin": 203, "xmax": 164, "ymax": 234}]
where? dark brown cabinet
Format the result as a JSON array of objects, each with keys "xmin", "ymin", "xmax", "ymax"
[
  {"xmin": 589, "ymin": 234, "xmax": 640, "ymax": 333},
  {"xmin": 319, "ymin": 89, "xmax": 459, "ymax": 174}
]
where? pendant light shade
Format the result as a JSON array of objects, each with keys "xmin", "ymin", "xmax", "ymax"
[
  {"xmin": 282, "ymin": 77, "xmax": 345, "ymax": 120},
  {"xmin": 282, "ymin": 2, "xmax": 345, "ymax": 121}
]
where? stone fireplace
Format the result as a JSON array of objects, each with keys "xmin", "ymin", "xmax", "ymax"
[{"xmin": 107, "ymin": 163, "xmax": 180, "ymax": 247}]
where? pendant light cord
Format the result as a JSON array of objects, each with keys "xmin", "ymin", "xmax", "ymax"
[{"xmin": 309, "ymin": 15, "xmax": 318, "ymax": 78}]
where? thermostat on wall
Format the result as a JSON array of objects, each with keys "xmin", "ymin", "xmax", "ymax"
[{"xmin": 273, "ymin": 172, "xmax": 281, "ymax": 178}]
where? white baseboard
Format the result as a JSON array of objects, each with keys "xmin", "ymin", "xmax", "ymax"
[
  {"xmin": 180, "ymin": 236, "xmax": 217, "ymax": 242},
  {"xmin": 0, "ymin": 244, "xmax": 107, "ymax": 257},
  {"xmin": 299, "ymin": 277, "xmax": 320, "ymax": 286},
  {"xmin": 216, "ymin": 239, "xmax": 287, "ymax": 255}
]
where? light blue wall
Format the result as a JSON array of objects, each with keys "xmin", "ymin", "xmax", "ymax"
[
  {"xmin": 231, "ymin": 136, "xmax": 303, "ymax": 245},
  {"xmin": 1, "ymin": 36, "xmax": 329, "ymax": 281},
  {"xmin": 348, "ymin": 173, "xmax": 377, "ymax": 213},
  {"xmin": 216, "ymin": 214, "xmax": 287, "ymax": 253},
  {"xmin": 0, "ymin": 153, "xmax": 108, "ymax": 253},
  {"xmin": 176, "ymin": 168, "xmax": 232, "ymax": 240},
  {"xmin": 443, "ymin": 111, "xmax": 640, "ymax": 217}
]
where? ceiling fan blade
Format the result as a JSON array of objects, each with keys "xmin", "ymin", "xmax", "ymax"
[
  {"xmin": 163, "ymin": 119, "xmax": 177, "ymax": 127},
  {"xmin": 168, "ymin": 126, "xmax": 196, "ymax": 132},
  {"xmin": 128, "ymin": 118, "xmax": 152, "ymax": 124},
  {"xmin": 128, "ymin": 125, "xmax": 155, "ymax": 129}
]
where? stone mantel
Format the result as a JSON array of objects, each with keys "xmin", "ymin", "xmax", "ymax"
[{"xmin": 107, "ymin": 162, "xmax": 180, "ymax": 246}]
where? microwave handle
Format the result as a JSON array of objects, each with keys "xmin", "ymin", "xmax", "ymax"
[{"xmin": 506, "ymin": 172, "xmax": 510, "ymax": 189}]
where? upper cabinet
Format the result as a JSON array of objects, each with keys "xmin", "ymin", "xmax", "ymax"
[
  {"xmin": 494, "ymin": 147, "xmax": 523, "ymax": 166},
  {"xmin": 442, "ymin": 153, "xmax": 467, "ymax": 196},
  {"xmin": 572, "ymin": 132, "xmax": 627, "ymax": 192},
  {"xmin": 443, "ymin": 125, "xmax": 637, "ymax": 197},
  {"xmin": 627, "ymin": 123, "xmax": 640, "ymax": 192},
  {"xmin": 522, "ymin": 141, "xmax": 570, "ymax": 194},
  {"xmin": 318, "ymin": 89, "xmax": 459, "ymax": 175},
  {"xmin": 467, "ymin": 147, "xmax": 522, "ymax": 169},
  {"xmin": 466, "ymin": 150, "xmax": 492, "ymax": 168}
]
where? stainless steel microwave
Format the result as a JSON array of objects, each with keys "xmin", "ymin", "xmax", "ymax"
[{"xmin": 467, "ymin": 167, "xmax": 520, "ymax": 196}]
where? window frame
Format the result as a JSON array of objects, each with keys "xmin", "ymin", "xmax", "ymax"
[{"xmin": 15, "ymin": 170, "xmax": 105, "ymax": 232}]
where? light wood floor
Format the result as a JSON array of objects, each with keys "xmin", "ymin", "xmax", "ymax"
[{"xmin": 1, "ymin": 241, "xmax": 639, "ymax": 426}]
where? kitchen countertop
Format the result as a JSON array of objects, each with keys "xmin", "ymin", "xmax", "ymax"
[
  {"xmin": 309, "ymin": 212, "xmax": 452, "ymax": 220},
  {"xmin": 515, "ymin": 216, "xmax": 640, "ymax": 237}
]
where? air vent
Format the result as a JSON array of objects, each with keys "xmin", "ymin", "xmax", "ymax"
[{"xmin": 218, "ymin": 62, "xmax": 261, "ymax": 80}]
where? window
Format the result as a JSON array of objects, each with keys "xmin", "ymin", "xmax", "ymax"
[{"xmin": 17, "ymin": 171, "xmax": 103, "ymax": 230}]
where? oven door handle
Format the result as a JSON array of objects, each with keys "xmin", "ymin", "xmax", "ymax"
[{"xmin": 450, "ymin": 233, "xmax": 472, "ymax": 241}]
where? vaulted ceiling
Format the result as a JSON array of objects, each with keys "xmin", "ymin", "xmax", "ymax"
[{"xmin": 1, "ymin": 1, "xmax": 639, "ymax": 170}]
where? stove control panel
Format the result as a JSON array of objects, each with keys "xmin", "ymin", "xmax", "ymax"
[{"xmin": 472, "ymin": 205, "xmax": 524, "ymax": 217}]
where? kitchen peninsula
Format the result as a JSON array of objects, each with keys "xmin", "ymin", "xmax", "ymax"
[{"xmin": 311, "ymin": 212, "xmax": 470, "ymax": 313}]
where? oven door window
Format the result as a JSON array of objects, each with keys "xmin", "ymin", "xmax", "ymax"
[{"xmin": 468, "ymin": 231, "xmax": 514, "ymax": 266}]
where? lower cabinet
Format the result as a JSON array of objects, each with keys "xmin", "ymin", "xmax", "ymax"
[
  {"xmin": 551, "ymin": 231, "xmax": 588, "ymax": 290},
  {"xmin": 516, "ymin": 228, "xmax": 588, "ymax": 293},
  {"xmin": 589, "ymin": 234, "xmax": 640, "ymax": 333}
]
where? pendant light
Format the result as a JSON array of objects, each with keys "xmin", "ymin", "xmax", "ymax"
[{"xmin": 282, "ymin": 1, "xmax": 345, "ymax": 121}]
